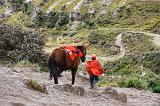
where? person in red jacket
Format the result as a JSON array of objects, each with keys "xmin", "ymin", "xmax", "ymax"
[{"xmin": 85, "ymin": 54, "xmax": 104, "ymax": 89}]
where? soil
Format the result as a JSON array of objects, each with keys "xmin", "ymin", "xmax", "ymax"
[{"xmin": 0, "ymin": 65, "xmax": 160, "ymax": 106}]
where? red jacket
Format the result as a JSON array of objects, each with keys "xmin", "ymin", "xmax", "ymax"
[{"xmin": 85, "ymin": 60, "xmax": 103, "ymax": 76}]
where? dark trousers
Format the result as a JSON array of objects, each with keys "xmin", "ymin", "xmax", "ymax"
[{"xmin": 89, "ymin": 75, "xmax": 99, "ymax": 86}]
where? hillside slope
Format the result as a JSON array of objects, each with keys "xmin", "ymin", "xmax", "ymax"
[{"xmin": 0, "ymin": 65, "xmax": 160, "ymax": 106}]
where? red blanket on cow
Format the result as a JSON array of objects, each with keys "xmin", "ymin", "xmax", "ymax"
[
  {"xmin": 85, "ymin": 60, "xmax": 103, "ymax": 76},
  {"xmin": 63, "ymin": 46, "xmax": 83, "ymax": 60}
]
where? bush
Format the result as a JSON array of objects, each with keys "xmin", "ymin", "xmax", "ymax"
[
  {"xmin": 33, "ymin": 10, "xmax": 46, "ymax": 27},
  {"xmin": 148, "ymin": 79, "xmax": 160, "ymax": 93},
  {"xmin": 142, "ymin": 53, "xmax": 160, "ymax": 75},
  {"xmin": 88, "ymin": 31, "xmax": 102, "ymax": 44},
  {"xmin": 83, "ymin": 14, "xmax": 96, "ymax": 29},
  {"xmin": 10, "ymin": 0, "xmax": 25, "ymax": 11},
  {"xmin": 25, "ymin": 79, "xmax": 47, "ymax": 93},
  {"xmin": 0, "ymin": 24, "xmax": 47, "ymax": 66},
  {"xmin": 22, "ymin": 2, "xmax": 34, "ymax": 15},
  {"xmin": 118, "ymin": 76, "xmax": 148, "ymax": 90},
  {"xmin": 33, "ymin": 10, "xmax": 69, "ymax": 29},
  {"xmin": 55, "ymin": 11, "xmax": 70, "ymax": 29},
  {"xmin": 45, "ymin": 11, "xmax": 59, "ymax": 28},
  {"xmin": 152, "ymin": 86, "xmax": 160, "ymax": 93},
  {"xmin": 96, "ymin": 16, "xmax": 112, "ymax": 27}
]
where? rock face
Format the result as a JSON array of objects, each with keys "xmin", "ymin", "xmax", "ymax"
[
  {"xmin": 103, "ymin": 87, "xmax": 127, "ymax": 103},
  {"xmin": 53, "ymin": 84, "xmax": 85, "ymax": 96}
]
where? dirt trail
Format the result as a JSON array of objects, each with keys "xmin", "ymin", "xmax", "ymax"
[
  {"xmin": 139, "ymin": 32, "xmax": 160, "ymax": 47},
  {"xmin": 96, "ymin": 31, "xmax": 160, "ymax": 62},
  {"xmin": 97, "ymin": 33, "xmax": 126, "ymax": 61},
  {"xmin": 0, "ymin": 65, "xmax": 160, "ymax": 106}
]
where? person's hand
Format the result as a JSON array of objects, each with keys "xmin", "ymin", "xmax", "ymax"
[
  {"xmin": 82, "ymin": 62, "xmax": 85, "ymax": 66},
  {"xmin": 101, "ymin": 74, "xmax": 105, "ymax": 76}
]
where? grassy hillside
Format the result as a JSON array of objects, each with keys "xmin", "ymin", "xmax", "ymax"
[{"xmin": 111, "ymin": 0, "xmax": 160, "ymax": 30}]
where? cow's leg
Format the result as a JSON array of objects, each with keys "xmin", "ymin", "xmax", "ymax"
[
  {"xmin": 71, "ymin": 67, "xmax": 78, "ymax": 85},
  {"xmin": 53, "ymin": 75, "xmax": 58, "ymax": 84}
]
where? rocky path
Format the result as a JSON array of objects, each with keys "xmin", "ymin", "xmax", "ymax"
[
  {"xmin": 139, "ymin": 32, "xmax": 160, "ymax": 47},
  {"xmin": 0, "ymin": 65, "xmax": 160, "ymax": 106},
  {"xmin": 97, "ymin": 31, "xmax": 160, "ymax": 62}
]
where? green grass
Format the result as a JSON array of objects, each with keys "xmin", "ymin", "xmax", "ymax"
[
  {"xmin": 107, "ymin": 0, "xmax": 122, "ymax": 14},
  {"xmin": 113, "ymin": 0, "xmax": 160, "ymax": 30},
  {"xmin": 25, "ymin": 79, "xmax": 46, "ymax": 93},
  {"xmin": 79, "ymin": 3, "xmax": 88, "ymax": 15},
  {"xmin": 3, "ymin": 12, "xmax": 31, "ymax": 27},
  {"xmin": 122, "ymin": 33, "xmax": 159, "ymax": 53},
  {"xmin": 93, "ymin": 0, "xmax": 101, "ymax": 10},
  {"xmin": 101, "ymin": 53, "xmax": 160, "ymax": 92},
  {"xmin": 54, "ymin": 0, "xmax": 69, "ymax": 11},
  {"xmin": 65, "ymin": 0, "xmax": 80, "ymax": 12},
  {"xmin": 0, "ymin": 6, "xmax": 6, "ymax": 13},
  {"xmin": 87, "ymin": 28, "xmax": 125, "ymax": 56},
  {"xmin": 15, "ymin": 61, "xmax": 37, "ymax": 68}
]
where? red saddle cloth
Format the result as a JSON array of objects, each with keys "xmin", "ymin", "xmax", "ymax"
[{"xmin": 63, "ymin": 46, "xmax": 83, "ymax": 60}]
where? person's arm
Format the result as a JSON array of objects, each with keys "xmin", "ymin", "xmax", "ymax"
[{"xmin": 97, "ymin": 60, "xmax": 105, "ymax": 73}]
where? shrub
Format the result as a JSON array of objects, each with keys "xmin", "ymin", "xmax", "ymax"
[
  {"xmin": 25, "ymin": 79, "xmax": 47, "ymax": 93},
  {"xmin": 118, "ymin": 76, "xmax": 148, "ymax": 90},
  {"xmin": 142, "ymin": 53, "xmax": 160, "ymax": 75},
  {"xmin": 22, "ymin": 2, "xmax": 34, "ymax": 15},
  {"xmin": 96, "ymin": 16, "xmax": 112, "ymax": 27},
  {"xmin": 0, "ymin": 24, "xmax": 47, "ymax": 67},
  {"xmin": 45, "ymin": 11, "xmax": 59, "ymax": 28},
  {"xmin": 83, "ymin": 14, "xmax": 96, "ymax": 29},
  {"xmin": 33, "ymin": 10, "xmax": 69, "ymax": 29},
  {"xmin": 88, "ymin": 31, "xmax": 102, "ymax": 44},
  {"xmin": 33, "ymin": 10, "xmax": 46, "ymax": 27},
  {"xmin": 10, "ymin": 0, "xmax": 25, "ymax": 11},
  {"xmin": 148, "ymin": 79, "xmax": 160, "ymax": 93},
  {"xmin": 55, "ymin": 11, "xmax": 70, "ymax": 29},
  {"xmin": 152, "ymin": 86, "xmax": 160, "ymax": 93}
]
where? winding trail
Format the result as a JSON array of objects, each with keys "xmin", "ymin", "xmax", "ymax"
[
  {"xmin": 140, "ymin": 32, "xmax": 160, "ymax": 46},
  {"xmin": 44, "ymin": 31, "xmax": 160, "ymax": 62},
  {"xmin": 96, "ymin": 31, "xmax": 160, "ymax": 62}
]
